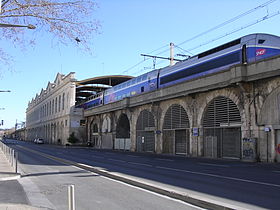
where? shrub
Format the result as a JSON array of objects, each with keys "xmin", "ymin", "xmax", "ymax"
[{"xmin": 67, "ymin": 132, "xmax": 78, "ymax": 144}]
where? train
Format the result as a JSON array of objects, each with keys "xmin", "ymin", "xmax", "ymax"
[{"xmin": 78, "ymin": 33, "xmax": 280, "ymax": 110}]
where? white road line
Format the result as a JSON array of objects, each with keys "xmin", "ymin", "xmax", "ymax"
[
  {"xmin": 108, "ymin": 158, "xmax": 126, "ymax": 163},
  {"xmin": 127, "ymin": 162, "xmax": 152, "ymax": 167},
  {"xmin": 198, "ymin": 163, "xmax": 229, "ymax": 167},
  {"xmin": 156, "ymin": 166, "xmax": 280, "ymax": 188},
  {"xmin": 126, "ymin": 155, "xmax": 140, "ymax": 158},
  {"xmin": 91, "ymin": 155, "xmax": 105, "ymax": 159},
  {"xmin": 155, "ymin": 158, "xmax": 174, "ymax": 162}
]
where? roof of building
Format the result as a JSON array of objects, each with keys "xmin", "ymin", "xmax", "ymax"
[
  {"xmin": 75, "ymin": 75, "xmax": 134, "ymax": 103},
  {"xmin": 76, "ymin": 75, "xmax": 134, "ymax": 86}
]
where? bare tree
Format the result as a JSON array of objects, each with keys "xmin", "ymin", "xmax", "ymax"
[{"xmin": 0, "ymin": 0, "xmax": 100, "ymax": 68}]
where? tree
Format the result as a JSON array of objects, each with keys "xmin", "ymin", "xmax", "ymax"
[
  {"xmin": 67, "ymin": 132, "xmax": 78, "ymax": 144},
  {"xmin": 0, "ymin": 0, "xmax": 100, "ymax": 67}
]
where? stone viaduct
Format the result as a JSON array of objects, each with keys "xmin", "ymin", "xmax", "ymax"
[{"xmin": 84, "ymin": 55, "xmax": 280, "ymax": 162}]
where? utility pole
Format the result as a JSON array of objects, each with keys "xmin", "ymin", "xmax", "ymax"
[
  {"xmin": 170, "ymin": 42, "xmax": 174, "ymax": 66},
  {"xmin": 141, "ymin": 42, "xmax": 182, "ymax": 69}
]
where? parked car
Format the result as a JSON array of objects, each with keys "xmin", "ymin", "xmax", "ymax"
[{"xmin": 34, "ymin": 138, "xmax": 44, "ymax": 144}]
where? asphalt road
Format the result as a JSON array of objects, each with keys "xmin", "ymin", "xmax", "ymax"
[
  {"xmin": 4, "ymin": 139, "xmax": 280, "ymax": 209},
  {"xmin": 4, "ymin": 139, "xmax": 203, "ymax": 210}
]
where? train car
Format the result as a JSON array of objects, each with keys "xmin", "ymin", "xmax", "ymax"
[
  {"xmin": 78, "ymin": 92, "xmax": 103, "ymax": 109},
  {"xmin": 104, "ymin": 69, "xmax": 158, "ymax": 104},
  {"xmin": 158, "ymin": 33, "xmax": 280, "ymax": 89}
]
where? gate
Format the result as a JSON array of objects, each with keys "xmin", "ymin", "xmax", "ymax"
[
  {"xmin": 136, "ymin": 110, "xmax": 155, "ymax": 152},
  {"xmin": 163, "ymin": 104, "xmax": 190, "ymax": 155},
  {"xmin": 203, "ymin": 96, "xmax": 241, "ymax": 159}
]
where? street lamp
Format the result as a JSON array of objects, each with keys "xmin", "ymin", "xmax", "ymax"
[
  {"xmin": 0, "ymin": 90, "xmax": 11, "ymax": 92},
  {"xmin": 0, "ymin": 23, "xmax": 36, "ymax": 29}
]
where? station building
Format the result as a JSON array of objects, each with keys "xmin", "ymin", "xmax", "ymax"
[{"xmin": 25, "ymin": 72, "xmax": 132, "ymax": 145}]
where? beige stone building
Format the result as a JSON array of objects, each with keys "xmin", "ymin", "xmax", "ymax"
[{"xmin": 26, "ymin": 73, "xmax": 85, "ymax": 145}]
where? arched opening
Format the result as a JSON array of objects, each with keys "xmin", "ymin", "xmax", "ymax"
[
  {"xmin": 136, "ymin": 110, "xmax": 155, "ymax": 152},
  {"xmin": 115, "ymin": 114, "xmax": 131, "ymax": 150},
  {"xmin": 202, "ymin": 96, "xmax": 241, "ymax": 159},
  {"xmin": 90, "ymin": 122, "xmax": 99, "ymax": 147},
  {"xmin": 163, "ymin": 104, "xmax": 190, "ymax": 155},
  {"xmin": 101, "ymin": 116, "xmax": 113, "ymax": 149}
]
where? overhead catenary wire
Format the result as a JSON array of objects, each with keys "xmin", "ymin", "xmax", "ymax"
[
  {"xmin": 121, "ymin": 0, "xmax": 278, "ymax": 75},
  {"xmin": 187, "ymin": 10, "xmax": 280, "ymax": 52}
]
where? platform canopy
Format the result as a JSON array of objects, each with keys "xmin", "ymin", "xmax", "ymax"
[{"xmin": 75, "ymin": 75, "xmax": 134, "ymax": 103}]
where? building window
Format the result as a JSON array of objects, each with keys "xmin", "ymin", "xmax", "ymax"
[
  {"xmin": 52, "ymin": 99, "xmax": 54, "ymax": 115},
  {"xmin": 65, "ymin": 120, "xmax": 68, "ymax": 126},
  {"xmin": 59, "ymin": 95, "xmax": 61, "ymax": 112},
  {"xmin": 62, "ymin": 93, "xmax": 65, "ymax": 110},
  {"xmin": 55, "ymin": 97, "xmax": 57, "ymax": 113}
]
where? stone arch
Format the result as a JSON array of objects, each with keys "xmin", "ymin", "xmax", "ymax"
[
  {"xmin": 116, "ymin": 114, "xmax": 130, "ymax": 138},
  {"xmin": 90, "ymin": 121, "xmax": 99, "ymax": 147},
  {"xmin": 114, "ymin": 113, "xmax": 131, "ymax": 150},
  {"xmin": 100, "ymin": 115, "xmax": 113, "ymax": 149},
  {"xmin": 202, "ymin": 96, "xmax": 242, "ymax": 159},
  {"xmin": 102, "ymin": 116, "xmax": 111, "ymax": 133},
  {"xmin": 258, "ymin": 86, "xmax": 280, "ymax": 162},
  {"xmin": 162, "ymin": 104, "xmax": 190, "ymax": 155},
  {"xmin": 136, "ymin": 109, "xmax": 155, "ymax": 152}
]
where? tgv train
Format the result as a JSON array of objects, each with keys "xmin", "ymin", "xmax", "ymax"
[{"xmin": 79, "ymin": 33, "xmax": 280, "ymax": 110}]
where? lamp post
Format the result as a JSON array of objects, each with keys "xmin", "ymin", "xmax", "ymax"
[
  {"xmin": 0, "ymin": 90, "xmax": 11, "ymax": 92},
  {"xmin": 0, "ymin": 23, "xmax": 36, "ymax": 29}
]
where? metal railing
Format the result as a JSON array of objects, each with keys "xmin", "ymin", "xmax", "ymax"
[{"xmin": 0, "ymin": 140, "xmax": 18, "ymax": 173}]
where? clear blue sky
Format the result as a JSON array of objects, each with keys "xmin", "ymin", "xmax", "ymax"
[{"xmin": 1, "ymin": 0, "xmax": 280, "ymax": 129}]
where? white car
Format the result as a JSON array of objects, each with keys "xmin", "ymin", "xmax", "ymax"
[{"xmin": 34, "ymin": 138, "xmax": 44, "ymax": 144}]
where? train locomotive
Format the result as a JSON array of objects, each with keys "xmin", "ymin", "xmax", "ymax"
[{"xmin": 79, "ymin": 33, "xmax": 280, "ymax": 110}]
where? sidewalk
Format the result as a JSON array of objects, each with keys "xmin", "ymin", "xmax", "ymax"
[{"xmin": 0, "ymin": 149, "xmax": 21, "ymax": 181}]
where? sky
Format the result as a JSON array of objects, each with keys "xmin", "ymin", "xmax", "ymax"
[{"xmin": 1, "ymin": 0, "xmax": 280, "ymax": 129}]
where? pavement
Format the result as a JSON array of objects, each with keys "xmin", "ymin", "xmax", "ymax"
[
  {"xmin": 0, "ymin": 149, "xmax": 21, "ymax": 181},
  {"xmin": 0, "ymin": 147, "xmax": 45, "ymax": 210}
]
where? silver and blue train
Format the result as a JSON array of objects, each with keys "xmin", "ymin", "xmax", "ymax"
[{"xmin": 78, "ymin": 33, "xmax": 280, "ymax": 109}]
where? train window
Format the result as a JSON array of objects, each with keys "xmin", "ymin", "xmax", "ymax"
[
  {"xmin": 137, "ymin": 77, "xmax": 142, "ymax": 83},
  {"xmin": 141, "ymin": 86, "xmax": 144, "ymax": 92},
  {"xmin": 198, "ymin": 38, "xmax": 241, "ymax": 58},
  {"xmin": 258, "ymin": 39, "xmax": 265, "ymax": 44},
  {"xmin": 142, "ymin": 74, "xmax": 147, "ymax": 80}
]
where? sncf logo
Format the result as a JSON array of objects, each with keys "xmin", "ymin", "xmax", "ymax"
[{"xmin": 256, "ymin": 49, "xmax": 266, "ymax": 56}]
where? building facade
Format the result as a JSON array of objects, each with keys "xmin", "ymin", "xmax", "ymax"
[{"xmin": 26, "ymin": 73, "xmax": 85, "ymax": 145}]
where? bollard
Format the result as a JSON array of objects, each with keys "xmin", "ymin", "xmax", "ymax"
[
  {"xmin": 11, "ymin": 150, "xmax": 14, "ymax": 167},
  {"xmin": 15, "ymin": 152, "xmax": 18, "ymax": 174},
  {"xmin": 68, "ymin": 185, "xmax": 75, "ymax": 210}
]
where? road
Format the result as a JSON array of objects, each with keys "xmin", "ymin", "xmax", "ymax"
[
  {"xmin": 4, "ymin": 139, "xmax": 280, "ymax": 209},
  {"xmin": 4, "ymin": 139, "xmax": 203, "ymax": 210}
]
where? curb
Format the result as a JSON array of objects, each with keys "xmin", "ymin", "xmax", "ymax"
[
  {"xmin": 18, "ymin": 146, "xmax": 240, "ymax": 210},
  {"xmin": 0, "ymin": 173, "xmax": 21, "ymax": 181}
]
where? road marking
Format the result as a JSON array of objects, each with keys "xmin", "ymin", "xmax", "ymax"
[
  {"xmin": 108, "ymin": 158, "xmax": 126, "ymax": 163},
  {"xmin": 155, "ymin": 158, "xmax": 174, "ymax": 162},
  {"xmin": 92, "ymin": 155, "xmax": 105, "ymax": 159},
  {"xmin": 126, "ymin": 155, "xmax": 140, "ymax": 158},
  {"xmin": 198, "ymin": 163, "xmax": 229, "ymax": 168},
  {"xmin": 127, "ymin": 162, "xmax": 152, "ymax": 167},
  {"xmin": 156, "ymin": 166, "xmax": 280, "ymax": 188}
]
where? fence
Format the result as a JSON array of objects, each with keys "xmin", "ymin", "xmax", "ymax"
[{"xmin": 0, "ymin": 140, "xmax": 18, "ymax": 173}]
